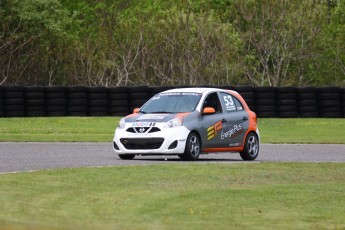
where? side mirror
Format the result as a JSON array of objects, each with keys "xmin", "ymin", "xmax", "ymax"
[
  {"xmin": 133, "ymin": 108, "xmax": 140, "ymax": 113},
  {"xmin": 202, "ymin": 107, "xmax": 216, "ymax": 115}
]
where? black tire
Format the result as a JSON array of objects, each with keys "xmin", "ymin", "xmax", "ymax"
[
  {"xmin": 277, "ymin": 93, "xmax": 297, "ymax": 100},
  {"xmin": 129, "ymin": 92, "xmax": 149, "ymax": 100},
  {"xmin": 88, "ymin": 93, "xmax": 107, "ymax": 100},
  {"xmin": 108, "ymin": 87, "xmax": 128, "ymax": 94},
  {"xmin": 279, "ymin": 111, "xmax": 298, "ymax": 118},
  {"xmin": 3, "ymin": 92, "xmax": 24, "ymax": 99},
  {"xmin": 179, "ymin": 132, "xmax": 201, "ymax": 161},
  {"xmin": 67, "ymin": 92, "xmax": 87, "ymax": 100},
  {"xmin": 46, "ymin": 92, "xmax": 66, "ymax": 99},
  {"xmin": 297, "ymin": 87, "xmax": 316, "ymax": 94},
  {"xmin": 47, "ymin": 105, "xmax": 66, "ymax": 112},
  {"xmin": 256, "ymin": 111, "xmax": 278, "ymax": 118},
  {"xmin": 109, "ymin": 100, "xmax": 129, "ymax": 107},
  {"xmin": 298, "ymin": 93, "xmax": 317, "ymax": 100},
  {"xmin": 108, "ymin": 93, "xmax": 128, "ymax": 100},
  {"xmin": 298, "ymin": 100, "xmax": 318, "ymax": 106},
  {"xmin": 239, "ymin": 92, "xmax": 255, "ymax": 100},
  {"xmin": 47, "ymin": 111, "xmax": 67, "ymax": 117},
  {"xmin": 318, "ymin": 93, "xmax": 340, "ymax": 100},
  {"xmin": 300, "ymin": 112, "xmax": 319, "ymax": 118},
  {"xmin": 255, "ymin": 99, "xmax": 276, "ymax": 106},
  {"xmin": 299, "ymin": 106, "xmax": 318, "ymax": 113},
  {"xmin": 47, "ymin": 99, "xmax": 67, "ymax": 106},
  {"xmin": 46, "ymin": 86, "xmax": 66, "ymax": 93},
  {"xmin": 25, "ymin": 92, "xmax": 45, "ymax": 100},
  {"xmin": 240, "ymin": 132, "xmax": 259, "ymax": 161},
  {"xmin": 118, "ymin": 154, "xmax": 135, "ymax": 160},
  {"xmin": 255, "ymin": 92, "xmax": 275, "ymax": 99}
]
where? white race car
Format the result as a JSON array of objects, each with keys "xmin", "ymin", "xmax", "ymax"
[{"xmin": 113, "ymin": 88, "xmax": 259, "ymax": 161}]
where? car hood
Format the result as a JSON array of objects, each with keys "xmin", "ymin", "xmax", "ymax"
[{"xmin": 124, "ymin": 113, "xmax": 189, "ymax": 123}]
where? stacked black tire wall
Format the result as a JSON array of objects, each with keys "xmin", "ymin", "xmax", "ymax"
[
  {"xmin": 128, "ymin": 86, "xmax": 150, "ymax": 113},
  {"xmin": 297, "ymin": 87, "xmax": 319, "ymax": 118},
  {"xmin": 108, "ymin": 87, "xmax": 129, "ymax": 116},
  {"xmin": 342, "ymin": 88, "xmax": 345, "ymax": 118},
  {"xmin": 276, "ymin": 87, "xmax": 298, "ymax": 118},
  {"xmin": 0, "ymin": 86, "xmax": 345, "ymax": 118},
  {"xmin": 46, "ymin": 87, "xmax": 67, "ymax": 116},
  {"xmin": 0, "ymin": 87, "xmax": 4, "ymax": 117},
  {"xmin": 3, "ymin": 86, "xmax": 25, "ymax": 117},
  {"xmin": 67, "ymin": 86, "xmax": 88, "ymax": 116},
  {"xmin": 25, "ymin": 87, "xmax": 46, "ymax": 117},
  {"xmin": 253, "ymin": 87, "xmax": 277, "ymax": 118},
  {"xmin": 88, "ymin": 87, "xmax": 108, "ymax": 116},
  {"xmin": 317, "ymin": 87, "xmax": 342, "ymax": 118}
]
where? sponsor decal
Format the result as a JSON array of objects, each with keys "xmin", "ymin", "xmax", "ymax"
[
  {"xmin": 228, "ymin": 142, "xmax": 241, "ymax": 147},
  {"xmin": 159, "ymin": 92, "xmax": 201, "ymax": 96},
  {"xmin": 136, "ymin": 114, "xmax": 166, "ymax": 121},
  {"xmin": 132, "ymin": 122, "xmax": 156, "ymax": 127},
  {"xmin": 223, "ymin": 95, "xmax": 236, "ymax": 111},
  {"xmin": 221, "ymin": 124, "xmax": 243, "ymax": 140},
  {"xmin": 207, "ymin": 121, "xmax": 223, "ymax": 140}
]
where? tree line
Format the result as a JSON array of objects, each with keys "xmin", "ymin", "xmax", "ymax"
[{"xmin": 1, "ymin": 0, "xmax": 344, "ymax": 87}]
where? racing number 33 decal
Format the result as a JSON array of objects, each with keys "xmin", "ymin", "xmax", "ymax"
[{"xmin": 223, "ymin": 95, "xmax": 236, "ymax": 111}]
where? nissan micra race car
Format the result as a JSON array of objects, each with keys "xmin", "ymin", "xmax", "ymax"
[{"xmin": 113, "ymin": 88, "xmax": 259, "ymax": 161}]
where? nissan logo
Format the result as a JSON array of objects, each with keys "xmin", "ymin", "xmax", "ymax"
[{"xmin": 139, "ymin": 128, "xmax": 145, "ymax": 133}]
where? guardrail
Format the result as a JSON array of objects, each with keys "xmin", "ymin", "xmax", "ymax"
[{"xmin": 0, "ymin": 86, "xmax": 344, "ymax": 118}]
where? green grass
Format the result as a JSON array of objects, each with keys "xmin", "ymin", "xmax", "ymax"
[
  {"xmin": 0, "ymin": 117, "xmax": 118, "ymax": 142},
  {"xmin": 0, "ymin": 163, "xmax": 344, "ymax": 229},
  {"xmin": 0, "ymin": 117, "xmax": 345, "ymax": 143}
]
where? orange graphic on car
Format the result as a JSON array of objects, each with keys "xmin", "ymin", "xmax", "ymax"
[{"xmin": 207, "ymin": 121, "xmax": 223, "ymax": 140}]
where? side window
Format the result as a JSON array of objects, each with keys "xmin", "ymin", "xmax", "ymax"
[
  {"xmin": 203, "ymin": 93, "xmax": 222, "ymax": 113},
  {"xmin": 221, "ymin": 93, "xmax": 237, "ymax": 112},
  {"xmin": 233, "ymin": 97, "xmax": 244, "ymax": 111}
]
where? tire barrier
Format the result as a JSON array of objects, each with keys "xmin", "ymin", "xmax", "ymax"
[
  {"xmin": 317, "ymin": 87, "xmax": 342, "ymax": 118},
  {"xmin": 0, "ymin": 87, "xmax": 4, "ymax": 117},
  {"xmin": 297, "ymin": 87, "xmax": 319, "ymax": 118},
  {"xmin": 108, "ymin": 87, "xmax": 129, "ymax": 116},
  {"xmin": 342, "ymin": 88, "xmax": 345, "ymax": 118},
  {"xmin": 46, "ymin": 86, "xmax": 67, "ymax": 116},
  {"xmin": 276, "ymin": 87, "xmax": 299, "ymax": 118},
  {"xmin": 0, "ymin": 86, "xmax": 344, "ymax": 118},
  {"xmin": 253, "ymin": 87, "xmax": 277, "ymax": 118}
]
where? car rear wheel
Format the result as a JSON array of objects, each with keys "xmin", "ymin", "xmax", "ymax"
[
  {"xmin": 179, "ymin": 132, "xmax": 200, "ymax": 161},
  {"xmin": 118, "ymin": 154, "xmax": 135, "ymax": 160},
  {"xmin": 240, "ymin": 133, "xmax": 259, "ymax": 161}
]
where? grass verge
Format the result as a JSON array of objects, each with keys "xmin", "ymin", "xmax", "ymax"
[
  {"xmin": 0, "ymin": 117, "xmax": 345, "ymax": 143},
  {"xmin": 0, "ymin": 163, "xmax": 344, "ymax": 230}
]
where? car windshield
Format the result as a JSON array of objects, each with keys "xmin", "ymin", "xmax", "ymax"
[{"xmin": 140, "ymin": 92, "xmax": 202, "ymax": 113}]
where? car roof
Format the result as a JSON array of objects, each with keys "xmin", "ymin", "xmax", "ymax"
[{"xmin": 161, "ymin": 87, "xmax": 229, "ymax": 94}]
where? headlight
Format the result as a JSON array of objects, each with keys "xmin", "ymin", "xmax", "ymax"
[
  {"xmin": 167, "ymin": 117, "xmax": 183, "ymax": 128},
  {"xmin": 118, "ymin": 118, "xmax": 126, "ymax": 129}
]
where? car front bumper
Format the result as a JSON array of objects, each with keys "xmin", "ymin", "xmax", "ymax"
[{"xmin": 113, "ymin": 124, "xmax": 190, "ymax": 155}]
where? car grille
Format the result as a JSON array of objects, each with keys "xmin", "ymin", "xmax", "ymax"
[
  {"xmin": 126, "ymin": 127, "xmax": 161, "ymax": 133},
  {"xmin": 120, "ymin": 138, "xmax": 164, "ymax": 150}
]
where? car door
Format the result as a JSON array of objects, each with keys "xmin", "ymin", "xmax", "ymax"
[
  {"xmin": 219, "ymin": 92, "xmax": 249, "ymax": 148},
  {"xmin": 199, "ymin": 92, "xmax": 229, "ymax": 149}
]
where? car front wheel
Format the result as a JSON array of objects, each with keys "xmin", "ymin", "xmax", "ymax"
[
  {"xmin": 240, "ymin": 133, "xmax": 259, "ymax": 161},
  {"xmin": 179, "ymin": 132, "xmax": 200, "ymax": 161}
]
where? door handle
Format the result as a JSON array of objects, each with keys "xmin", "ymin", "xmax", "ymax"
[
  {"xmin": 221, "ymin": 119, "xmax": 227, "ymax": 123},
  {"xmin": 242, "ymin": 117, "xmax": 248, "ymax": 121}
]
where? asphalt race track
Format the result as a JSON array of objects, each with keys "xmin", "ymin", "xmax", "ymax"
[{"xmin": 1, "ymin": 143, "xmax": 345, "ymax": 173}]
